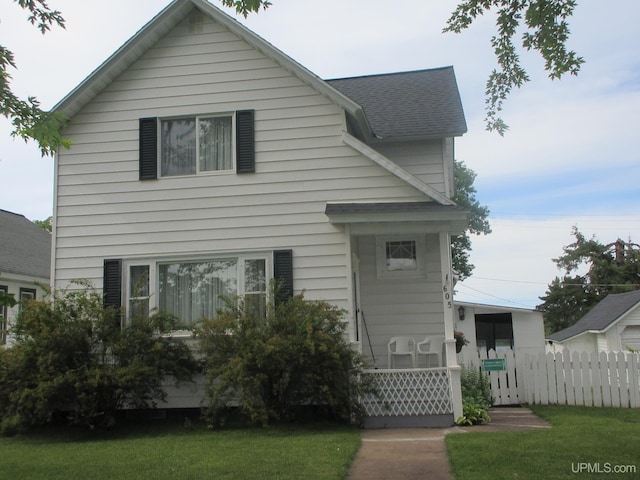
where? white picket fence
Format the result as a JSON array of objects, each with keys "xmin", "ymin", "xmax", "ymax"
[{"xmin": 469, "ymin": 348, "xmax": 640, "ymax": 408}]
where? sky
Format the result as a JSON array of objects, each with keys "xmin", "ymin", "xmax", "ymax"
[{"xmin": 0, "ymin": 0, "xmax": 639, "ymax": 310}]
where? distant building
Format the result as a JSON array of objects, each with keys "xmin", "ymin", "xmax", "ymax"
[
  {"xmin": 547, "ymin": 290, "xmax": 640, "ymax": 353},
  {"xmin": 0, "ymin": 209, "xmax": 51, "ymax": 346}
]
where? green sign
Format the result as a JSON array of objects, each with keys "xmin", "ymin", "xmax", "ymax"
[{"xmin": 481, "ymin": 358, "xmax": 506, "ymax": 372}]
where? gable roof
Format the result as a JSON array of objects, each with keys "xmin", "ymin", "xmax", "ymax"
[
  {"xmin": 53, "ymin": 0, "xmax": 370, "ymax": 137},
  {"xmin": 0, "ymin": 210, "xmax": 51, "ymax": 280},
  {"xmin": 327, "ymin": 67, "xmax": 467, "ymax": 139},
  {"xmin": 53, "ymin": 0, "xmax": 465, "ymax": 143},
  {"xmin": 547, "ymin": 289, "xmax": 640, "ymax": 342}
]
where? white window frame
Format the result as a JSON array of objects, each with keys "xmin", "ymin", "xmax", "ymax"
[
  {"xmin": 159, "ymin": 112, "xmax": 236, "ymax": 178},
  {"xmin": 123, "ymin": 253, "xmax": 271, "ymax": 327},
  {"xmin": 376, "ymin": 235, "xmax": 426, "ymax": 279}
]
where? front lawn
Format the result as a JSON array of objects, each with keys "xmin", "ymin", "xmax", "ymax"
[
  {"xmin": 446, "ymin": 405, "xmax": 640, "ymax": 479},
  {"xmin": 0, "ymin": 419, "xmax": 360, "ymax": 480}
]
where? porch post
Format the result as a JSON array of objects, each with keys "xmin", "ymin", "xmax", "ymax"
[{"xmin": 439, "ymin": 232, "xmax": 463, "ymax": 420}]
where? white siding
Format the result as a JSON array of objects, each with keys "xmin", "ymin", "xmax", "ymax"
[
  {"xmin": 356, "ymin": 234, "xmax": 444, "ymax": 368},
  {"xmin": 375, "ymin": 140, "xmax": 447, "ymax": 195},
  {"xmin": 54, "ymin": 12, "xmax": 430, "ymax": 311}
]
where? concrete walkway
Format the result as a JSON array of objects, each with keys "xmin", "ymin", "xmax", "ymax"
[{"xmin": 347, "ymin": 407, "xmax": 551, "ymax": 479}]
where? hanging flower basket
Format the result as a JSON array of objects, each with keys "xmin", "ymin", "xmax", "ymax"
[{"xmin": 455, "ymin": 331, "xmax": 469, "ymax": 353}]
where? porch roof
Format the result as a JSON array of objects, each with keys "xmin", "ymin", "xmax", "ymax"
[{"xmin": 325, "ymin": 202, "xmax": 468, "ymax": 234}]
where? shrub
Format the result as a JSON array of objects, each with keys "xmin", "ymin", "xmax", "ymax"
[
  {"xmin": 456, "ymin": 364, "xmax": 494, "ymax": 425},
  {"xmin": 0, "ymin": 282, "xmax": 199, "ymax": 433},
  {"xmin": 196, "ymin": 288, "xmax": 373, "ymax": 427}
]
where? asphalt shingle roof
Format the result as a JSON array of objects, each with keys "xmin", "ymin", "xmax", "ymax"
[
  {"xmin": 327, "ymin": 66, "xmax": 467, "ymax": 139},
  {"xmin": 0, "ymin": 209, "xmax": 51, "ymax": 280},
  {"xmin": 547, "ymin": 289, "xmax": 640, "ymax": 342},
  {"xmin": 325, "ymin": 202, "xmax": 466, "ymax": 216}
]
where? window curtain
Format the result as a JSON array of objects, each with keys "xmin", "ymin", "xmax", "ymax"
[
  {"xmin": 161, "ymin": 118, "xmax": 196, "ymax": 176},
  {"xmin": 159, "ymin": 260, "xmax": 237, "ymax": 325},
  {"xmin": 199, "ymin": 116, "xmax": 232, "ymax": 171}
]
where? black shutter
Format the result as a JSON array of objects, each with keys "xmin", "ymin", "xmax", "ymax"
[
  {"xmin": 236, "ymin": 109, "xmax": 255, "ymax": 174},
  {"xmin": 273, "ymin": 249, "xmax": 293, "ymax": 305},
  {"xmin": 139, "ymin": 117, "xmax": 158, "ymax": 180},
  {"xmin": 103, "ymin": 259, "xmax": 122, "ymax": 309}
]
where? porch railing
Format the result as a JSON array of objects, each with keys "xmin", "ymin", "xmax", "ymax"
[{"xmin": 362, "ymin": 367, "xmax": 452, "ymax": 417}]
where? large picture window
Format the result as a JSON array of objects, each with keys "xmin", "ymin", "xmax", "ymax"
[
  {"xmin": 125, "ymin": 254, "xmax": 269, "ymax": 327},
  {"xmin": 161, "ymin": 114, "xmax": 233, "ymax": 177}
]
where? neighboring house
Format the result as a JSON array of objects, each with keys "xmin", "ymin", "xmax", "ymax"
[
  {"xmin": 51, "ymin": 0, "xmax": 469, "ymax": 425},
  {"xmin": 453, "ymin": 301, "xmax": 546, "ymax": 364},
  {"xmin": 547, "ymin": 290, "xmax": 640, "ymax": 354},
  {"xmin": 0, "ymin": 209, "xmax": 51, "ymax": 346}
]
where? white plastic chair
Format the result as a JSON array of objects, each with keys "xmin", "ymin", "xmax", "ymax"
[
  {"xmin": 417, "ymin": 335, "xmax": 444, "ymax": 367},
  {"xmin": 387, "ymin": 336, "xmax": 416, "ymax": 368}
]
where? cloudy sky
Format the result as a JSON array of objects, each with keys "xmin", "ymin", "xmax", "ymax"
[{"xmin": 1, "ymin": 0, "xmax": 639, "ymax": 309}]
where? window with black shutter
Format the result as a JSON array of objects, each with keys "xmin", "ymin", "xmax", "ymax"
[
  {"xmin": 236, "ymin": 109, "xmax": 255, "ymax": 173},
  {"xmin": 103, "ymin": 259, "xmax": 122, "ymax": 309},
  {"xmin": 273, "ymin": 249, "xmax": 293, "ymax": 304},
  {"xmin": 138, "ymin": 110, "xmax": 255, "ymax": 179},
  {"xmin": 139, "ymin": 118, "xmax": 158, "ymax": 180}
]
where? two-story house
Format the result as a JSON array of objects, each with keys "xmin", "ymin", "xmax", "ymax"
[{"xmin": 51, "ymin": 0, "xmax": 468, "ymax": 426}]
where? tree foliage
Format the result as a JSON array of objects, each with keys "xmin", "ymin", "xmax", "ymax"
[
  {"xmin": 34, "ymin": 215, "xmax": 52, "ymax": 232},
  {"xmin": 452, "ymin": 160, "xmax": 491, "ymax": 280},
  {"xmin": 538, "ymin": 228, "xmax": 640, "ymax": 334},
  {"xmin": 220, "ymin": 0, "xmax": 583, "ymax": 135},
  {"xmin": 0, "ymin": 283, "xmax": 199, "ymax": 434},
  {"xmin": 2, "ymin": 1, "xmax": 584, "ymax": 152},
  {"xmin": 1, "ymin": 0, "xmax": 71, "ymax": 156},
  {"xmin": 196, "ymin": 288, "xmax": 374, "ymax": 427},
  {"xmin": 444, "ymin": 0, "xmax": 584, "ymax": 134}
]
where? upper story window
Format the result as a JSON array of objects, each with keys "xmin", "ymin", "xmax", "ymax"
[
  {"xmin": 139, "ymin": 109, "xmax": 255, "ymax": 180},
  {"xmin": 161, "ymin": 115, "xmax": 233, "ymax": 176}
]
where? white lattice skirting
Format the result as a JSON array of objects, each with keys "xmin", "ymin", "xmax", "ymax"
[{"xmin": 362, "ymin": 367, "xmax": 453, "ymax": 417}]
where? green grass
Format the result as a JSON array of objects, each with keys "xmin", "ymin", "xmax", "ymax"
[
  {"xmin": 0, "ymin": 419, "xmax": 361, "ymax": 480},
  {"xmin": 446, "ymin": 405, "xmax": 640, "ymax": 479}
]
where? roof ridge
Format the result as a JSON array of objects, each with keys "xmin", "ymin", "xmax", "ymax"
[{"xmin": 326, "ymin": 66, "xmax": 454, "ymax": 82}]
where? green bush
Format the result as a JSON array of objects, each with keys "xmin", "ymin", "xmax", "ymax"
[
  {"xmin": 456, "ymin": 364, "xmax": 494, "ymax": 425},
  {"xmin": 196, "ymin": 289, "xmax": 373, "ymax": 427},
  {"xmin": 0, "ymin": 282, "xmax": 199, "ymax": 433}
]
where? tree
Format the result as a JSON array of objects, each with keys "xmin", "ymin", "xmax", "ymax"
[
  {"xmin": 452, "ymin": 160, "xmax": 491, "ymax": 281},
  {"xmin": 34, "ymin": 216, "xmax": 52, "ymax": 232},
  {"xmin": 222, "ymin": 0, "xmax": 584, "ymax": 135},
  {"xmin": 3, "ymin": 1, "xmax": 583, "ymax": 154},
  {"xmin": 1, "ymin": 0, "xmax": 71, "ymax": 156},
  {"xmin": 538, "ymin": 228, "xmax": 640, "ymax": 334},
  {"xmin": 444, "ymin": 0, "xmax": 583, "ymax": 135}
]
